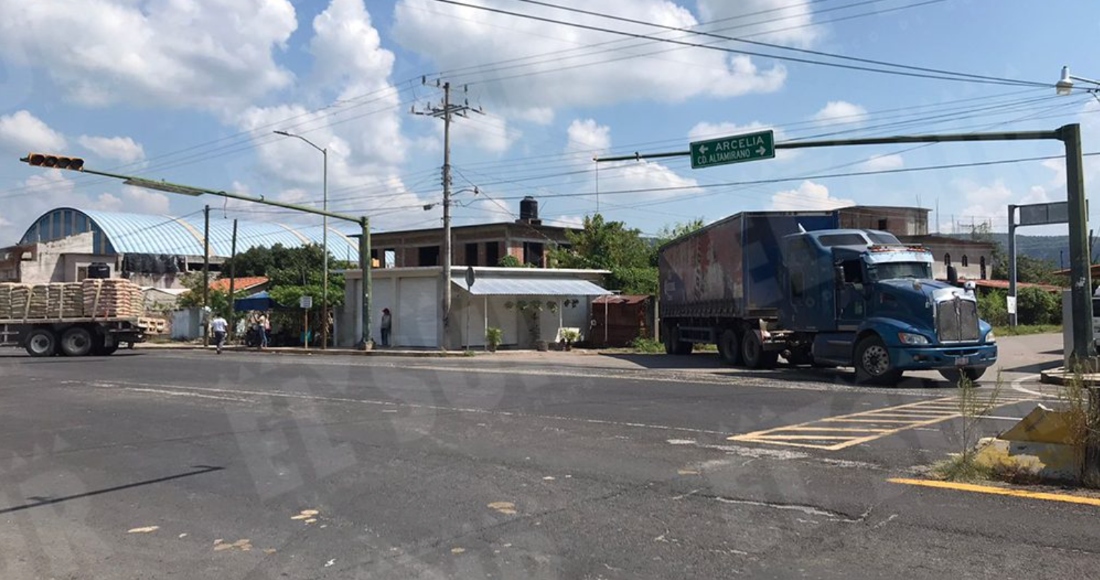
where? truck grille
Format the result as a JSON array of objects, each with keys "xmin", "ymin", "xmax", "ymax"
[{"xmin": 937, "ymin": 297, "xmax": 980, "ymax": 343}]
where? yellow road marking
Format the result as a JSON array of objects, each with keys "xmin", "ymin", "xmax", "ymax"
[
  {"xmin": 888, "ymin": 478, "xmax": 1100, "ymax": 507},
  {"xmin": 729, "ymin": 396, "xmax": 1033, "ymax": 451}
]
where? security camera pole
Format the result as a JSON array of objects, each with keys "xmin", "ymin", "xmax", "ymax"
[{"xmin": 19, "ymin": 153, "xmax": 373, "ymax": 350}]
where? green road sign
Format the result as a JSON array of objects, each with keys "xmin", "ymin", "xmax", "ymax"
[{"xmin": 690, "ymin": 130, "xmax": 775, "ymax": 169}]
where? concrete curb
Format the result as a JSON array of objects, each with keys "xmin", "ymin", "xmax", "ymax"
[
  {"xmin": 137, "ymin": 344, "xmax": 472, "ymax": 358},
  {"xmin": 1040, "ymin": 367, "xmax": 1100, "ymax": 386}
]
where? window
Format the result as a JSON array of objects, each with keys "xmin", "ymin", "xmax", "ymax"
[
  {"xmin": 841, "ymin": 260, "xmax": 863, "ymax": 284},
  {"xmin": 465, "ymin": 243, "xmax": 479, "ymax": 266},
  {"xmin": 944, "ymin": 253, "xmax": 951, "ymax": 267},
  {"xmin": 980, "ymin": 256, "xmax": 987, "ymax": 280},
  {"xmin": 418, "ymin": 245, "xmax": 440, "ymax": 266},
  {"xmin": 485, "ymin": 242, "xmax": 500, "ymax": 267},
  {"xmin": 523, "ymin": 242, "xmax": 543, "ymax": 266},
  {"xmin": 76, "ymin": 266, "xmax": 89, "ymax": 282},
  {"xmin": 818, "ymin": 233, "xmax": 867, "ymax": 247},
  {"xmin": 961, "ymin": 255, "xmax": 969, "ymax": 267},
  {"xmin": 877, "ymin": 218, "xmax": 888, "ymax": 231},
  {"xmin": 868, "ymin": 232, "xmax": 900, "ymax": 245}
]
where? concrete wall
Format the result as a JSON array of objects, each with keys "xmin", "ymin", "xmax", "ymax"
[{"xmin": 18, "ymin": 233, "xmax": 96, "ymax": 284}]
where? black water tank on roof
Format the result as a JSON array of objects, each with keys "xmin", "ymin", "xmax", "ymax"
[
  {"xmin": 87, "ymin": 262, "xmax": 110, "ymax": 279},
  {"xmin": 520, "ymin": 196, "xmax": 539, "ymax": 221}
]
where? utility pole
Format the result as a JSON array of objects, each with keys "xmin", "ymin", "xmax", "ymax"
[
  {"xmin": 202, "ymin": 205, "xmax": 210, "ymax": 348},
  {"xmin": 228, "ymin": 219, "xmax": 238, "ymax": 341},
  {"xmin": 413, "ymin": 80, "xmax": 483, "ymax": 349}
]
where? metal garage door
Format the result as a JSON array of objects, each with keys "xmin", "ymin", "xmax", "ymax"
[{"xmin": 396, "ymin": 277, "xmax": 438, "ymax": 347}]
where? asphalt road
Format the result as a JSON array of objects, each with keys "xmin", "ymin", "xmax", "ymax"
[{"xmin": 1, "ymin": 334, "xmax": 1095, "ymax": 579}]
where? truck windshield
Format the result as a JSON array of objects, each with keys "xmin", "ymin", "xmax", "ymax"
[{"xmin": 875, "ymin": 262, "xmax": 932, "ymax": 280}]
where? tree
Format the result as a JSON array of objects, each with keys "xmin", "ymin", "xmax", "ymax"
[
  {"xmin": 551, "ymin": 214, "xmax": 654, "ymax": 271},
  {"xmin": 550, "ymin": 214, "xmax": 659, "ymax": 294},
  {"xmin": 177, "ymin": 272, "xmax": 231, "ymax": 318},
  {"xmin": 656, "ymin": 218, "xmax": 705, "ymax": 247}
]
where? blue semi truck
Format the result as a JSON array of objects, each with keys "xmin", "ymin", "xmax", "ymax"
[{"xmin": 658, "ymin": 211, "xmax": 997, "ymax": 384}]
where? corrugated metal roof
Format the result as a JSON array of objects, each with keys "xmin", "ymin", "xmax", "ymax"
[
  {"xmin": 22, "ymin": 208, "xmax": 360, "ymax": 259},
  {"xmin": 453, "ymin": 276, "xmax": 609, "ymax": 296}
]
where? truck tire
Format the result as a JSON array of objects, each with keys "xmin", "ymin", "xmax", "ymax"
[
  {"xmin": 718, "ymin": 329, "xmax": 741, "ymax": 365},
  {"xmin": 741, "ymin": 330, "xmax": 778, "ymax": 369},
  {"xmin": 60, "ymin": 327, "xmax": 94, "ymax": 357},
  {"xmin": 24, "ymin": 328, "xmax": 57, "ymax": 357},
  {"xmin": 854, "ymin": 335, "xmax": 903, "ymax": 385},
  {"xmin": 663, "ymin": 327, "xmax": 693, "ymax": 355},
  {"xmin": 938, "ymin": 367, "xmax": 986, "ymax": 384}
]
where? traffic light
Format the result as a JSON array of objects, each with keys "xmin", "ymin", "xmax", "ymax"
[{"xmin": 22, "ymin": 152, "xmax": 85, "ymax": 171}]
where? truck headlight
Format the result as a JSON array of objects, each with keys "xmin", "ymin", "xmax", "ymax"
[
  {"xmin": 984, "ymin": 330, "xmax": 996, "ymax": 344},
  {"xmin": 898, "ymin": 332, "xmax": 930, "ymax": 345}
]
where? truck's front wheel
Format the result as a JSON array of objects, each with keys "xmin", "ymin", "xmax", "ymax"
[
  {"xmin": 854, "ymin": 335, "xmax": 903, "ymax": 385},
  {"xmin": 25, "ymin": 328, "xmax": 57, "ymax": 357},
  {"xmin": 663, "ymin": 326, "xmax": 692, "ymax": 355}
]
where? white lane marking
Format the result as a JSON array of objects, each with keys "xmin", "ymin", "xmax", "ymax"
[
  {"xmin": 1011, "ymin": 374, "xmax": 1052, "ymax": 399},
  {"xmin": 980, "ymin": 416, "xmax": 1025, "ymax": 421},
  {"xmin": 84, "ymin": 380, "xmax": 730, "ymax": 436}
]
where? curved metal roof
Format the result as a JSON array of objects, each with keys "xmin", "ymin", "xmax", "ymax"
[{"xmin": 19, "ymin": 207, "xmax": 360, "ymax": 259}]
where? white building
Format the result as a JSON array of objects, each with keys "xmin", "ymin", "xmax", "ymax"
[{"xmin": 340, "ymin": 266, "xmax": 610, "ymax": 349}]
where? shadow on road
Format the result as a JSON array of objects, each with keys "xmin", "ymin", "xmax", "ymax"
[
  {"xmin": 599, "ymin": 353, "xmax": 954, "ymax": 389},
  {"xmin": 0, "ymin": 465, "xmax": 224, "ymax": 515}
]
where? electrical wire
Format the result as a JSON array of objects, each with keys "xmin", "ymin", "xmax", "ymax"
[{"xmin": 431, "ymin": 0, "xmax": 1048, "ymax": 87}]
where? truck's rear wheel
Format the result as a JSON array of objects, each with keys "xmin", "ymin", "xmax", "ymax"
[
  {"xmin": 25, "ymin": 329, "xmax": 57, "ymax": 357},
  {"xmin": 938, "ymin": 367, "xmax": 986, "ymax": 384},
  {"xmin": 742, "ymin": 330, "xmax": 777, "ymax": 369},
  {"xmin": 718, "ymin": 329, "xmax": 741, "ymax": 365},
  {"xmin": 854, "ymin": 335, "xmax": 903, "ymax": 385},
  {"xmin": 60, "ymin": 327, "xmax": 94, "ymax": 357}
]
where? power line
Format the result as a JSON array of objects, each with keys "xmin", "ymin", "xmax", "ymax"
[{"xmin": 431, "ymin": 0, "xmax": 1048, "ymax": 87}]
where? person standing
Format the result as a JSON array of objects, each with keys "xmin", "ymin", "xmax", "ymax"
[
  {"xmin": 210, "ymin": 313, "xmax": 228, "ymax": 354},
  {"xmin": 258, "ymin": 312, "xmax": 270, "ymax": 349},
  {"xmin": 381, "ymin": 308, "xmax": 392, "ymax": 347}
]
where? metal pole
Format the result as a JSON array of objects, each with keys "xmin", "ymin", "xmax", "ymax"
[
  {"xmin": 358, "ymin": 217, "xmax": 372, "ymax": 349},
  {"xmin": 322, "ymin": 147, "xmax": 329, "ymax": 350},
  {"xmin": 228, "ymin": 219, "xmax": 237, "ymax": 341},
  {"xmin": 1008, "ymin": 205, "xmax": 1017, "ymax": 328},
  {"xmin": 202, "ymin": 205, "xmax": 210, "ymax": 348},
  {"xmin": 1060, "ymin": 123, "xmax": 1094, "ymax": 363},
  {"xmin": 442, "ymin": 81, "xmax": 453, "ymax": 350},
  {"xmin": 465, "ymin": 287, "xmax": 470, "ymax": 351}
]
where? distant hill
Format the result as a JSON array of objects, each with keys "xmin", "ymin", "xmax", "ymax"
[{"xmin": 944, "ymin": 233, "xmax": 1088, "ymax": 267}]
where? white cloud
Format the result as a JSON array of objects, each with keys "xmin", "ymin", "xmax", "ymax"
[
  {"xmin": 860, "ymin": 154, "xmax": 904, "ymax": 172},
  {"xmin": 78, "ymin": 135, "xmax": 145, "ymax": 163},
  {"xmin": 606, "ymin": 160, "xmax": 701, "ymax": 200},
  {"xmin": 696, "ymin": 0, "xmax": 821, "ymax": 48},
  {"xmin": 0, "ymin": 110, "xmax": 66, "ymax": 153},
  {"xmin": 813, "ymin": 101, "xmax": 867, "ymax": 126},
  {"xmin": 392, "ymin": 0, "xmax": 786, "ymax": 113},
  {"xmin": 0, "ymin": 171, "xmax": 171, "ymax": 245},
  {"xmin": 770, "ymin": 180, "xmax": 853, "ymax": 211},
  {"xmin": 953, "ymin": 179, "xmax": 1053, "ymax": 228},
  {"xmin": 449, "ymin": 114, "xmax": 520, "ymax": 155},
  {"xmin": 0, "ymin": 0, "xmax": 297, "ymax": 114},
  {"xmin": 566, "ymin": 119, "xmax": 611, "ymax": 155}
]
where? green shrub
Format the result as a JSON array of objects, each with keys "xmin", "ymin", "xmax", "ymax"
[
  {"xmin": 978, "ymin": 289, "xmax": 1009, "ymax": 327},
  {"xmin": 1017, "ymin": 286, "xmax": 1058, "ymax": 325},
  {"xmin": 630, "ymin": 336, "xmax": 664, "ymax": 353}
]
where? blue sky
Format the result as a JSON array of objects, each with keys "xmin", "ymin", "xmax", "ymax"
[{"xmin": 0, "ymin": 0, "xmax": 1098, "ymax": 247}]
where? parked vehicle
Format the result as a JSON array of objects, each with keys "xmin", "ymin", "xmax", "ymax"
[
  {"xmin": 658, "ymin": 211, "xmax": 997, "ymax": 384},
  {"xmin": 1, "ymin": 318, "xmax": 147, "ymax": 357}
]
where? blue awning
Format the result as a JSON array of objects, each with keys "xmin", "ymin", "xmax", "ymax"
[
  {"xmin": 234, "ymin": 291, "xmax": 283, "ymax": 312},
  {"xmin": 452, "ymin": 276, "xmax": 609, "ymax": 296}
]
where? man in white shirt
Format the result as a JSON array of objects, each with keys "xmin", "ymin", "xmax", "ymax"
[{"xmin": 210, "ymin": 314, "xmax": 228, "ymax": 354}]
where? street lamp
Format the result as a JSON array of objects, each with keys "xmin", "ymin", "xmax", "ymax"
[
  {"xmin": 274, "ymin": 130, "xmax": 330, "ymax": 350},
  {"xmin": 1056, "ymin": 65, "xmax": 1100, "ymax": 96}
]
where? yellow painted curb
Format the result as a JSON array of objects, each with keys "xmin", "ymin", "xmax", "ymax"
[{"xmin": 888, "ymin": 478, "xmax": 1100, "ymax": 507}]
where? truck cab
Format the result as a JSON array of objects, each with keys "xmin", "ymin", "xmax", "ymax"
[{"xmin": 780, "ymin": 229, "xmax": 997, "ymax": 384}]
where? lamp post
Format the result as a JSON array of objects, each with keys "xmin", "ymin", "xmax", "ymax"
[
  {"xmin": 274, "ymin": 130, "xmax": 329, "ymax": 350},
  {"xmin": 1056, "ymin": 65, "xmax": 1100, "ymax": 96}
]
